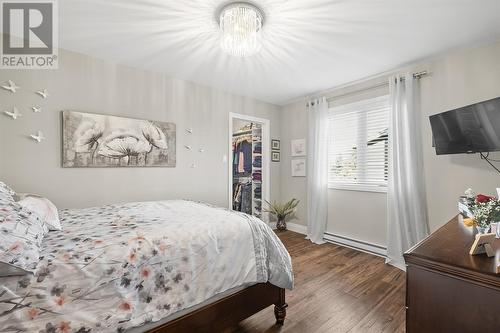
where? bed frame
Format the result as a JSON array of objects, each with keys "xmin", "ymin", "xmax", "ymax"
[{"xmin": 146, "ymin": 283, "xmax": 287, "ymax": 333}]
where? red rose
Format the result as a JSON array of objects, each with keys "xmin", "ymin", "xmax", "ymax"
[{"xmin": 476, "ymin": 194, "xmax": 495, "ymax": 203}]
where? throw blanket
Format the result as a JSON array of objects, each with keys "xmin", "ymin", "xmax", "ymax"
[{"xmin": 0, "ymin": 200, "xmax": 293, "ymax": 332}]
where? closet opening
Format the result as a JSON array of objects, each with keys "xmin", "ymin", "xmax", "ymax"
[{"xmin": 228, "ymin": 113, "xmax": 270, "ymax": 221}]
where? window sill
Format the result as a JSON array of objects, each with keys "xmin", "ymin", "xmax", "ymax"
[{"xmin": 328, "ymin": 183, "xmax": 387, "ymax": 193}]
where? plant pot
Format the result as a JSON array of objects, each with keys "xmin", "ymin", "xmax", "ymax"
[{"xmin": 276, "ymin": 217, "xmax": 287, "ymax": 231}]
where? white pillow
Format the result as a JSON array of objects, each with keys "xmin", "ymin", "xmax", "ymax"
[
  {"xmin": 1, "ymin": 185, "xmax": 48, "ymax": 276},
  {"xmin": 18, "ymin": 196, "xmax": 62, "ymax": 231}
]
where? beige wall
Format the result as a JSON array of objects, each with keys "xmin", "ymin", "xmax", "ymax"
[
  {"xmin": 279, "ymin": 101, "xmax": 308, "ymax": 226},
  {"xmin": 280, "ymin": 40, "xmax": 500, "ymax": 246},
  {"xmin": 0, "ymin": 48, "xmax": 282, "ymax": 210},
  {"xmin": 420, "ymin": 41, "xmax": 500, "ymax": 232}
]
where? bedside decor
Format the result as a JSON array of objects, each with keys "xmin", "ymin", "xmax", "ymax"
[
  {"xmin": 264, "ymin": 199, "xmax": 299, "ymax": 231},
  {"xmin": 62, "ymin": 111, "xmax": 176, "ymax": 167}
]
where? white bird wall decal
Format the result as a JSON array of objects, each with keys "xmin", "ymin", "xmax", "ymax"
[
  {"xmin": 36, "ymin": 89, "xmax": 49, "ymax": 99},
  {"xmin": 184, "ymin": 145, "xmax": 192, "ymax": 150},
  {"xmin": 32, "ymin": 106, "xmax": 42, "ymax": 113},
  {"xmin": 186, "ymin": 128, "xmax": 193, "ymax": 134},
  {"xmin": 1, "ymin": 80, "xmax": 20, "ymax": 93},
  {"xmin": 30, "ymin": 131, "xmax": 45, "ymax": 143},
  {"xmin": 4, "ymin": 107, "xmax": 22, "ymax": 119}
]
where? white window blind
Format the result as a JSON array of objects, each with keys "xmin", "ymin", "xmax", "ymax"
[{"xmin": 328, "ymin": 95, "xmax": 390, "ymax": 192}]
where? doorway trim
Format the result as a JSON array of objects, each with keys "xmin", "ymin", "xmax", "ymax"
[{"xmin": 228, "ymin": 112, "xmax": 271, "ymax": 221}]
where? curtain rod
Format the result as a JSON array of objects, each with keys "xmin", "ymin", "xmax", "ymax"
[{"xmin": 307, "ymin": 71, "xmax": 428, "ymax": 106}]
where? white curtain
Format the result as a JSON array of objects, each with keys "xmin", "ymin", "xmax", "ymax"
[
  {"xmin": 306, "ymin": 97, "xmax": 329, "ymax": 244},
  {"xmin": 386, "ymin": 74, "xmax": 429, "ymax": 270}
]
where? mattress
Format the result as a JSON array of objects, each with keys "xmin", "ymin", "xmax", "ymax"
[{"xmin": 0, "ymin": 200, "xmax": 293, "ymax": 332}]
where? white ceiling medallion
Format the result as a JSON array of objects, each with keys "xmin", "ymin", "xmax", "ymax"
[{"xmin": 218, "ymin": 2, "xmax": 264, "ymax": 57}]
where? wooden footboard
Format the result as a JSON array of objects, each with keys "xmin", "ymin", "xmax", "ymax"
[{"xmin": 146, "ymin": 283, "xmax": 287, "ymax": 333}]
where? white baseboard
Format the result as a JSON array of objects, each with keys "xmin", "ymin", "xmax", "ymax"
[
  {"xmin": 268, "ymin": 224, "xmax": 386, "ymax": 258},
  {"xmin": 268, "ymin": 222, "xmax": 307, "ymax": 235},
  {"xmin": 323, "ymin": 232, "xmax": 387, "ymax": 258},
  {"xmin": 287, "ymin": 222, "xmax": 307, "ymax": 235}
]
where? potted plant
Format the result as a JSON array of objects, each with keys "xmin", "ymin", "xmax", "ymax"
[{"xmin": 264, "ymin": 199, "xmax": 299, "ymax": 231}]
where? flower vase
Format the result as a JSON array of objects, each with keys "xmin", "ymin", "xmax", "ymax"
[
  {"xmin": 493, "ymin": 222, "xmax": 500, "ymax": 238},
  {"xmin": 476, "ymin": 225, "xmax": 490, "ymax": 234},
  {"xmin": 276, "ymin": 217, "xmax": 287, "ymax": 231}
]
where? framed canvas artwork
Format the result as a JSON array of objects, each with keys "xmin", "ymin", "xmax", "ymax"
[
  {"xmin": 272, "ymin": 151, "xmax": 280, "ymax": 162},
  {"xmin": 62, "ymin": 111, "xmax": 176, "ymax": 167},
  {"xmin": 272, "ymin": 139, "xmax": 281, "ymax": 150},
  {"xmin": 291, "ymin": 139, "xmax": 306, "ymax": 156},
  {"xmin": 291, "ymin": 159, "xmax": 306, "ymax": 177}
]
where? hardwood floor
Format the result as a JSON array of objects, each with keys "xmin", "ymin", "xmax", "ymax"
[{"xmin": 234, "ymin": 231, "xmax": 406, "ymax": 333}]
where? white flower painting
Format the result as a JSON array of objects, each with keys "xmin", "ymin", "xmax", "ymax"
[{"xmin": 63, "ymin": 111, "xmax": 176, "ymax": 167}]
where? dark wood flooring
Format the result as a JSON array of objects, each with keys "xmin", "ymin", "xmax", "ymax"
[{"xmin": 234, "ymin": 231, "xmax": 406, "ymax": 333}]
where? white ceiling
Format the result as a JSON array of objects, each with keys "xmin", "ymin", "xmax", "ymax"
[{"xmin": 59, "ymin": 0, "xmax": 500, "ymax": 105}]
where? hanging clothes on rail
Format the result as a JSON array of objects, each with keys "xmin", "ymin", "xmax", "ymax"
[
  {"xmin": 233, "ymin": 137, "xmax": 252, "ymax": 175},
  {"xmin": 232, "ymin": 123, "xmax": 264, "ymax": 218},
  {"xmin": 233, "ymin": 180, "xmax": 252, "ymax": 214}
]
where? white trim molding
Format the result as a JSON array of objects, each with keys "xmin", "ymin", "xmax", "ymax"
[
  {"xmin": 287, "ymin": 222, "xmax": 307, "ymax": 235},
  {"xmin": 323, "ymin": 232, "xmax": 387, "ymax": 258}
]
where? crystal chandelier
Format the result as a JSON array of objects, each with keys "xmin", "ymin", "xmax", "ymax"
[{"xmin": 218, "ymin": 2, "xmax": 264, "ymax": 57}]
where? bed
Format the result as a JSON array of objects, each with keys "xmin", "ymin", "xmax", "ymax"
[{"xmin": 0, "ymin": 200, "xmax": 293, "ymax": 332}]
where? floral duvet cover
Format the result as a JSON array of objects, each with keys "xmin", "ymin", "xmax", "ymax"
[{"xmin": 0, "ymin": 200, "xmax": 293, "ymax": 332}]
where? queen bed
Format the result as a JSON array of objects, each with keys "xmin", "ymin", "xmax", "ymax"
[{"xmin": 0, "ymin": 195, "xmax": 293, "ymax": 333}]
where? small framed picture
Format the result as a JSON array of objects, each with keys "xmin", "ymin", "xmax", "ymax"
[
  {"xmin": 272, "ymin": 151, "xmax": 280, "ymax": 162},
  {"xmin": 469, "ymin": 233, "xmax": 496, "ymax": 257},
  {"xmin": 291, "ymin": 139, "xmax": 306, "ymax": 157},
  {"xmin": 272, "ymin": 139, "xmax": 281, "ymax": 150},
  {"xmin": 291, "ymin": 158, "xmax": 306, "ymax": 177}
]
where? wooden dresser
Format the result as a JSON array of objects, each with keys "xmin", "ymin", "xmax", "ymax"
[{"xmin": 404, "ymin": 215, "xmax": 500, "ymax": 333}]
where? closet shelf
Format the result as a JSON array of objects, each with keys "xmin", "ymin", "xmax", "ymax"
[{"xmin": 233, "ymin": 130, "xmax": 252, "ymax": 137}]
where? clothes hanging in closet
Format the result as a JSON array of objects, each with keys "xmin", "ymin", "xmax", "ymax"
[
  {"xmin": 233, "ymin": 138, "xmax": 252, "ymax": 175},
  {"xmin": 233, "ymin": 181, "xmax": 252, "ymax": 214}
]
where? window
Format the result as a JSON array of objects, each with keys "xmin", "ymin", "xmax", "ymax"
[{"xmin": 328, "ymin": 95, "xmax": 390, "ymax": 192}]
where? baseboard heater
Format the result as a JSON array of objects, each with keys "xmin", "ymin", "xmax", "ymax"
[{"xmin": 323, "ymin": 232, "xmax": 387, "ymax": 258}]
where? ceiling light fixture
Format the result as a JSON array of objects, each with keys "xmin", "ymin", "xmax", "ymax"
[{"xmin": 218, "ymin": 2, "xmax": 264, "ymax": 57}]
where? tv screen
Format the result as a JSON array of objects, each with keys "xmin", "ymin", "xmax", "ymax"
[{"xmin": 429, "ymin": 97, "xmax": 500, "ymax": 155}]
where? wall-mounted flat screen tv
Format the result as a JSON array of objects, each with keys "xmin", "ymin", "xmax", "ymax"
[{"xmin": 429, "ymin": 96, "xmax": 500, "ymax": 155}]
